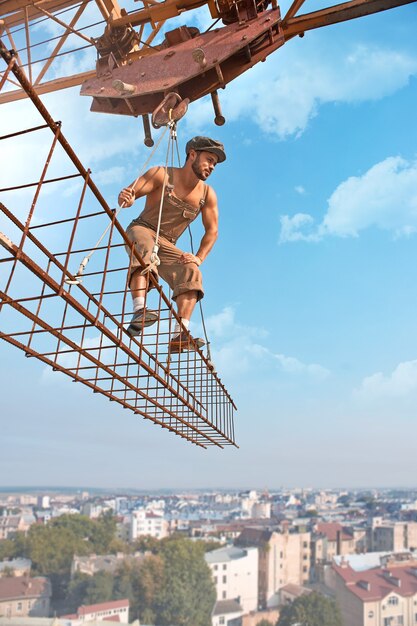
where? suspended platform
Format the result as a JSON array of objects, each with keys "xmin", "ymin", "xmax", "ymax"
[{"xmin": 0, "ymin": 43, "xmax": 237, "ymax": 449}]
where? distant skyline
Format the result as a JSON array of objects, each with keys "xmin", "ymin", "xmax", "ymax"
[
  {"xmin": 1, "ymin": 484, "xmax": 417, "ymax": 493},
  {"xmin": 1, "ymin": 1, "xmax": 417, "ymax": 489}
]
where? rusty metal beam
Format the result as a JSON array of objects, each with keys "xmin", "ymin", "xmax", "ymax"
[
  {"xmin": 1, "ymin": 0, "xmax": 90, "ymax": 28},
  {"xmin": 0, "ymin": 0, "xmax": 122, "ymax": 27},
  {"xmin": 33, "ymin": 0, "xmax": 91, "ymax": 85},
  {"xmin": 282, "ymin": 0, "xmax": 417, "ymax": 38},
  {"xmin": 110, "ymin": 0, "xmax": 211, "ymax": 28},
  {"xmin": 282, "ymin": 0, "xmax": 307, "ymax": 24},
  {"xmin": 0, "ymin": 69, "xmax": 95, "ymax": 102}
]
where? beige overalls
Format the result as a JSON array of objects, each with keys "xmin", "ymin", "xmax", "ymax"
[{"xmin": 125, "ymin": 168, "xmax": 208, "ymax": 302}]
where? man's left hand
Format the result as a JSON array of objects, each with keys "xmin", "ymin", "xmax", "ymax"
[{"xmin": 179, "ymin": 253, "xmax": 202, "ymax": 266}]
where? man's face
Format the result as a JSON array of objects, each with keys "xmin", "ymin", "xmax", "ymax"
[{"xmin": 190, "ymin": 150, "xmax": 218, "ymax": 180}]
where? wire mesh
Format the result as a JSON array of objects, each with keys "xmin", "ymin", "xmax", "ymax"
[{"xmin": 0, "ymin": 43, "xmax": 237, "ymax": 449}]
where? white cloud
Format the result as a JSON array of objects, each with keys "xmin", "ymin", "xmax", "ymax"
[
  {"xmin": 202, "ymin": 306, "xmax": 329, "ymax": 380},
  {"xmin": 355, "ymin": 360, "xmax": 417, "ymax": 399},
  {"xmin": 92, "ymin": 166, "xmax": 127, "ymax": 186},
  {"xmin": 184, "ymin": 39, "xmax": 417, "ymax": 139},
  {"xmin": 280, "ymin": 156, "xmax": 417, "ymax": 242},
  {"xmin": 280, "ymin": 213, "xmax": 320, "ymax": 243},
  {"xmin": 295, "ymin": 186, "xmax": 305, "ymax": 195}
]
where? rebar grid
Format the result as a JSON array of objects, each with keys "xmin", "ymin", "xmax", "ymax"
[{"xmin": 0, "ymin": 44, "xmax": 237, "ymax": 449}]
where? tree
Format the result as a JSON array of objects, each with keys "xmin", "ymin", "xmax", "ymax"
[
  {"xmin": 83, "ymin": 571, "xmax": 114, "ymax": 604},
  {"xmin": 154, "ymin": 538, "xmax": 216, "ymax": 626},
  {"xmin": 66, "ymin": 571, "xmax": 115, "ymax": 612},
  {"xmin": 131, "ymin": 535, "xmax": 160, "ymax": 554},
  {"xmin": 11, "ymin": 513, "xmax": 120, "ymax": 603},
  {"xmin": 0, "ymin": 539, "xmax": 17, "ymax": 561},
  {"xmin": 126, "ymin": 554, "xmax": 163, "ymax": 624},
  {"xmin": 256, "ymin": 620, "xmax": 274, "ymax": 626},
  {"xmin": 277, "ymin": 593, "xmax": 342, "ymax": 626}
]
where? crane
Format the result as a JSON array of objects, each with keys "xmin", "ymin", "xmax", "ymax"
[{"xmin": 1, "ymin": 0, "xmax": 416, "ymax": 143}]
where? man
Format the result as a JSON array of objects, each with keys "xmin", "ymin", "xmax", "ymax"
[{"xmin": 118, "ymin": 136, "xmax": 226, "ymax": 352}]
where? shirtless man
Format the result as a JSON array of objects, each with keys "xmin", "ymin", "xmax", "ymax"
[{"xmin": 118, "ymin": 136, "xmax": 226, "ymax": 352}]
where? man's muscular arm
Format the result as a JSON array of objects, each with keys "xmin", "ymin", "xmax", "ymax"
[
  {"xmin": 180, "ymin": 187, "xmax": 219, "ymax": 266},
  {"xmin": 118, "ymin": 166, "xmax": 164, "ymax": 207}
]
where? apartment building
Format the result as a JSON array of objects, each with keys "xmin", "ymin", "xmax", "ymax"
[
  {"xmin": 313, "ymin": 523, "xmax": 358, "ymax": 561},
  {"xmin": 129, "ymin": 509, "xmax": 169, "ymax": 540},
  {"xmin": 212, "ymin": 599, "xmax": 243, "ymax": 626},
  {"xmin": 0, "ymin": 517, "xmax": 27, "ymax": 540},
  {"xmin": 71, "ymin": 553, "xmax": 147, "ymax": 578},
  {"xmin": 61, "ymin": 599, "xmax": 129, "ymax": 624},
  {"xmin": 205, "ymin": 546, "xmax": 259, "ymax": 613},
  {"xmin": 0, "ymin": 576, "xmax": 51, "ymax": 618},
  {"xmin": 327, "ymin": 557, "xmax": 417, "ymax": 626},
  {"xmin": 236, "ymin": 526, "xmax": 311, "ymax": 608},
  {"xmin": 371, "ymin": 521, "xmax": 417, "ymax": 553}
]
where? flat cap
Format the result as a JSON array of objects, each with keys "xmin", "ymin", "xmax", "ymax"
[{"xmin": 185, "ymin": 136, "xmax": 226, "ymax": 163}]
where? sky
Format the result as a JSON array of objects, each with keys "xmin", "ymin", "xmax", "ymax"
[{"xmin": 1, "ymin": 0, "xmax": 417, "ymax": 490}]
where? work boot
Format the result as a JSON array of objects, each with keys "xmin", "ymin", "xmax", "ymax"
[
  {"xmin": 169, "ymin": 331, "xmax": 205, "ymax": 353},
  {"xmin": 127, "ymin": 308, "xmax": 158, "ymax": 336}
]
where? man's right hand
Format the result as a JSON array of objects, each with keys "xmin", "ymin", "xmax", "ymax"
[{"xmin": 118, "ymin": 187, "xmax": 135, "ymax": 207}]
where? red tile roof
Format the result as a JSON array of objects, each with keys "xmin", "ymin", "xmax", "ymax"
[
  {"xmin": 0, "ymin": 576, "xmax": 50, "ymax": 601},
  {"xmin": 333, "ymin": 561, "xmax": 417, "ymax": 602},
  {"xmin": 235, "ymin": 527, "xmax": 273, "ymax": 546},
  {"xmin": 76, "ymin": 599, "xmax": 129, "ymax": 615},
  {"xmin": 60, "ymin": 599, "xmax": 129, "ymax": 619},
  {"xmin": 281, "ymin": 583, "xmax": 312, "ymax": 597},
  {"xmin": 316, "ymin": 523, "xmax": 352, "ymax": 542}
]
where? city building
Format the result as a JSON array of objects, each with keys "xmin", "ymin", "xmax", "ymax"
[
  {"xmin": 326, "ymin": 556, "xmax": 417, "ymax": 626},
  {"xmin": 129, "ymin": 509, "xmax": 169, "ymax": 540},
  {"xmin": 0, "ymin": 576, "xmax": 51, "ymax": 618},
  {"xmin": 60, "ymin": 599, "xmax": 129, "ymax": 624},
  {"xmin": 313, "ymin": 523, "xmax": 358, "ymax": 561},
  {"xmin": 212, "ymin": 599, "xmax": 243, "ymax": 626},
  {"xmin": 236, "ymin": 526, "xmax": 311, "ymax": 608},
  {"xmin": 205, "ymin": 546, "xmax": 259, "ymax": 613},
  {"xmin": 279, "ymin": 583, "xmax": 312, "ymax": 606},
  {"xmin": 0, "ymin": 517, "xmax": 27, "ymax": 540},
  {"xmin": 70, "ymin": 553, "xmax": 147, "ymax": 578},
  {"xmin": 371, "ymin": 521, "xmax": 417, "ymax": 553},
  {"xmin": 36, "ymin": 497, "xmax": 50, "ymax": 510}
]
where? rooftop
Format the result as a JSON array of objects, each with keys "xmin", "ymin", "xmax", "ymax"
[
  {"xmin": 0, "ymin": 576, "xmax": 50, "ymax": 601},
  {"xmin": 205, "ymin": 546, "xmax": 255, "ymax": 564},
  {"xmin": 333, "ymin": 561, "xmax": 417, "ymax": 602},
  {"xmin": 212, "ymin": 600, "xmax": 243, "ymax": 616},
  {"xmin": 316, "ymin": 522, "xmax": 352, "ymax": 542}
]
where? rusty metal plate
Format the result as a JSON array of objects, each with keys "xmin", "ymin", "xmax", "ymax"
[{"xmin": 81, "ymin": 7, "xmax": 283, "ymax": 115}]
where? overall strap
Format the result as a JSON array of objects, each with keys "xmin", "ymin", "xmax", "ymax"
[
  {"xmin": 166, "ymin": 166, "xmax": 175, "ymax": 191},
  {"xmin": 199, "ymin": 184, "xmax": 209, "ymax": 208}
]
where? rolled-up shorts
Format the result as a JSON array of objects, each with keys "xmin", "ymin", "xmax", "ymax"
[{"xmin": 125, "ymin": 222, "xmax": 204, "ymax": 302}]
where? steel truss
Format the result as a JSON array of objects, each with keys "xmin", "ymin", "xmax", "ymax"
[{"xmin": 0, "ymin": 43, "xmax": 237, "ymax": 449}]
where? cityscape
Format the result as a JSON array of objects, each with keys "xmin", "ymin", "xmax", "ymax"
[{"xmin": 1, "ymin": 486, "xmax": 417, "ymax": 626}]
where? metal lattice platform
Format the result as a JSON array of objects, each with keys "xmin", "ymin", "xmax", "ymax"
[{"xmin": 0, "ymin": 44, "xmax": 237, "ymax": 449}]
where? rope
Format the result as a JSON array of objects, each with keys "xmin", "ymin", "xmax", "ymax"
[
  {"xmin": 140, "ymin": 119, "xmax": 177, "ymax": 277},
  {"xmin": 66, "ymin": 125, "xmax": 169, "ymax": 285},
  {"xmin": 187, "ymin": 224, "xmax": 213, "ymax": 364},
  {"xmin": 171, "ymin": 131, "xmax": 213, "ymax": 364}
]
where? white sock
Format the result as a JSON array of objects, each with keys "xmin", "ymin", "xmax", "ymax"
[
  {"xmin": 174, "ymin": 318, "xmax": 189, "ymax": 336},
  {"xmin": 133, "ymin": 296, "xmax": 145, "ymax": 312}
]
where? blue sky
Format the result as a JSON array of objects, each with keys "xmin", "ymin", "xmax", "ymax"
[{"xmin": 1, "ymin": 1, "xmax": 417, "ymax": 489}]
